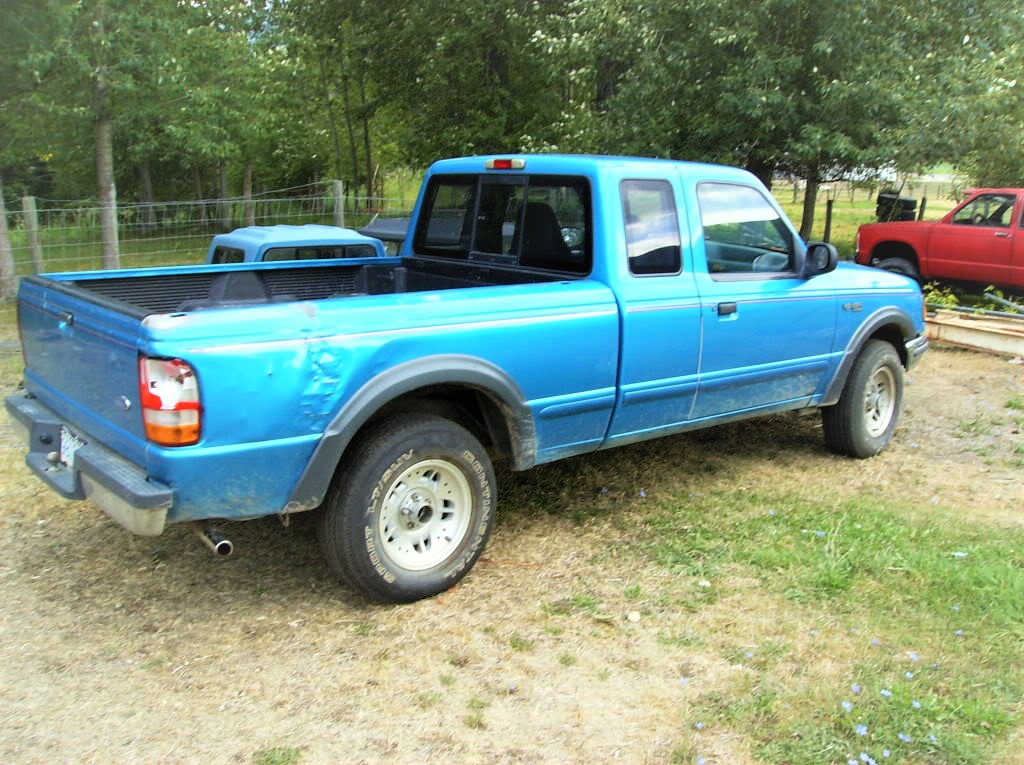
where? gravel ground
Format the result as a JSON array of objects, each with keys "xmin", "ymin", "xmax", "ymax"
[{"xmin": 0, "ymin": 346, "xmax": 1021, "ymax": 764}]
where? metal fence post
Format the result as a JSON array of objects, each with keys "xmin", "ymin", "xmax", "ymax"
[
  {"xmin": 333, "ymin": 180, "xmax": 345, "ymax": 228},
  {"xmin": 21, "ymin": 196, "xmax": 43, "ymax": 274}
]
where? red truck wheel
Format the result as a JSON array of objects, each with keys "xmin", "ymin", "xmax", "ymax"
[
  {"xmin": 317, "ymin": 414, "xmax": 496, "ymax": 602},
  {"xmin": 822, "ymin": 340, "xmax": 904, "ymax": 458},
  {"xmin": 876, "ymin": 257, "xmax": 919, "ymax": 282}
]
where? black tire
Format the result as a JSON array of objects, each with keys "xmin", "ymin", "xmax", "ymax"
[
  {"xmin": 822, "ymin": 340, "xmax": 904, "ymax": 458},
  {"xmin": 876, "ymin": 256, "xmax": 920, "ymax": 282},
  {"xmin": 317, "ymin": 414, "xmax": 496, "ymax": 603}
]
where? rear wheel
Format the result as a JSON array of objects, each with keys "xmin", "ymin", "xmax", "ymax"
[
  {"xmin": 317, "ymin": 414, "xmax": 495, "ymax": 603},
  {"xmin": 876, "ymin": 256, "xmax": 919, "ymax": 282},
  {"xmin": 822, "ymin": 340, "xmax": 904, "ymax": 458}
]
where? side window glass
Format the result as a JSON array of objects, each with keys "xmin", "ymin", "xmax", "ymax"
[
  {"xmin": 952, "ymin": 193, "xmax": 1015, "ymax": 228},
  {"xmin": 211, "ymin": 246, "xmax": 244, "ymax": 264},
  {"xmin": 698, "ymin": 182, "xmax": 795, "ymax": 275},
  {"xmin": 620, "ymin": 180, "xmax": 682, "ymax": 275}
]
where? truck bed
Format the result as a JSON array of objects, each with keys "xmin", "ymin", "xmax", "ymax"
[{"xmin": 50, "ymin": 258, "xmax": 568, "ymax": 318}]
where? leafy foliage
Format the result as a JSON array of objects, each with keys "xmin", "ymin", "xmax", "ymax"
[{"xmin": 1, "ymin": 0, "xmax": 1023, "ymax": 208}]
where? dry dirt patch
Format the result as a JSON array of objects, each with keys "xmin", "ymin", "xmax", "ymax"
[{"xmin": 0, "ymin": 346, "xmax": 1020, "ymax": 763}]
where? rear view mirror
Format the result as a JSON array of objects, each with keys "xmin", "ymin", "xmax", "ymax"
[{"xmin": 803, "ymin": 241, "xmax": 838, "ymax": 278}]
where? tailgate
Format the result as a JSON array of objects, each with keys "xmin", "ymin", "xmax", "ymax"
[{"xmin": 17, "ymin": 275, "xmax": 148, "ymax": 464}]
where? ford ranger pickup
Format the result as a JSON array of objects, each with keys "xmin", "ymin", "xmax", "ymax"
[{"xmin": 7, "ymin": 155, "xmax": 928, "ymax": 602}]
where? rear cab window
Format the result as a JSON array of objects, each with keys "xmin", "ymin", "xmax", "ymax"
[
  {"xmin": 620, "ymin": 179, "xmax": 682, "ymax": 276},
  {"xmin": 412, "ymin": 174, "xmax": 591, "ymax": 274},
  {"xmin": 698, "ymin": 182, "xmax": 796, "ymax": 277},
  {"xmin": 262, "ymin": 244, "xmax": 378, "ymax": 261}
]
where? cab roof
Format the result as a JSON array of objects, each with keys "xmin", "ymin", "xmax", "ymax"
[{"xmin": 212, "ymin": 224, "xmax": 379, "ymax": 252}]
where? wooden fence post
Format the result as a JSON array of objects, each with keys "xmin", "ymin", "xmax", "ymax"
[
  {"xmin": 917, "ymin": 197, "xmax": 927, "ymax": 221},
  {"xmin": 21, "ymin": 196, "xmax": 43, "ymax": 274},
  {"xmin": 333, "ymin": 180, "xmax": 345, "ymax": 228}
]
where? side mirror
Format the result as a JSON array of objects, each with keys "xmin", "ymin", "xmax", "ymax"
[{"xmin": 802, "ymin": 241, "xmax": 838, "ymax": 278}]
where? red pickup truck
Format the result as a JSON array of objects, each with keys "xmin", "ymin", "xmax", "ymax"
[{"xmin": 855, "ymin": 188, "xmax": 1024, "ymax": 291}]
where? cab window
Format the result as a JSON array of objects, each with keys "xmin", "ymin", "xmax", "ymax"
[
  {"xmin": 698, "ymin": 182, "xmax": 795, "ymax": 276},
  {"xmin": 210, "ymin": 246, "xmax": 244, "ymax": 264},
  {"xmin": 262, "ymin": 244, "xmax": 377, "ymax": 261},
  {"xmin": 952, "ymin": 193, "xmax": 1015, "ymax": 228},
  {"xmin": 620, "ymin": 180, "xmax": 682, "ymax": 276},
  {"xmin": 412, "ymin": 174, "xmax": 591, "ymax": 273}
]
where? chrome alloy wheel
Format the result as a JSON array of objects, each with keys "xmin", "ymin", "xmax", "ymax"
[
  {"xmin": 377, "ymin": 458, "xmax": 473, "ymax": 571},
  {"xmin": 863, "ymin": 365, "xmax": 897, "ymax": 438}
]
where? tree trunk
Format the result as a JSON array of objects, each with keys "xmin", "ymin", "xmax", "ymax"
[
  {"xmin": 242, "ymin": 158, "xmax": 255, "ymax": 227},
  {"xmin": 218, "ymin": 160, "xmax": 230, "ymax": 229},
  {"xmin": 358, "ymin": 74, "xmax": 374, "ymax": 202},
  {"xmin": 745, "ymin": 157, "xmax": 776, "ymax": 191},
  {"xmin": 340, "ymin": 67, "xmax": 360, "ymax": 204},
  {"xmin": 94, "ymin": 85, "xmax": 120, "ymax": 269},
  {"xmin": 193, "ymin": 165, "xmax": 208, "ymax": 226},
  {"xmin": 318, "ymin": 52, "xmax": 344, "ymax": 181},
  {"xmin": 799, "ymin": 176, "xmax": 819, "ymax": 242},
  {"xmin": 138, "ymin": 159, "xmax": 156, "ymax": 232},
  {"xmin": 90, "ymin": 1, "xmax": 119, "ymax": 269},
  {"xmin": 0, "ymin": 172, "xmax": 15, "ymax": 299}
]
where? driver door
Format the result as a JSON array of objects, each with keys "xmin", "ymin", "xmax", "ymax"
[{"xmin": 928, "ymin": 192, "xmax": 1018, "ymax": 283}]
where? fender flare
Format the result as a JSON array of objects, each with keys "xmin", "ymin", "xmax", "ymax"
[
  {"xmin": 284, "ymin": 354, "xmax": 534, "ymax": 512},
  {"xmin": 821, "ymin": 307, "xmax": 917, "ymax": 406}
]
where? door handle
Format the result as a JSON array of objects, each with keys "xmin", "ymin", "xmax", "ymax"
[
  {"xmin": 717, "ymin": 302, "xmax": 737, "ymax": 316},
  {"xmin": 994, "ymin": 231, "xmax": 1011, "ymax": 238}
]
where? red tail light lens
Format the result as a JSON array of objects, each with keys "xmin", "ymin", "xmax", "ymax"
[{"xmin": 138, "ymin": 357, "xmax": 201, "ymax": 446}]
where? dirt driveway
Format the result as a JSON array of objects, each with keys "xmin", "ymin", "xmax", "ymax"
[{"xmin": 1, "ymin": 346, "xmax": 1021, "ymax": 764}]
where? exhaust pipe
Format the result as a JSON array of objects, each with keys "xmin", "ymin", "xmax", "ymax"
[{"xmin": 190, "ymin": 522, "xmax": 233, "ymax": 557}]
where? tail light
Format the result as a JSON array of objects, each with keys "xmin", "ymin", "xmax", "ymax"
[{"xmin": 138, "ymin": 357, "xmax": 201, "ymax": 446}]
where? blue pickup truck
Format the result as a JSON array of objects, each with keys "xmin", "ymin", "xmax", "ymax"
[
  {"xmin": 205, "ymin": 224, "xmax": 386, "ymax": 264},
  {"xmin": 6, "ymin": 155, "xmax": 927, "ymax": 602}
]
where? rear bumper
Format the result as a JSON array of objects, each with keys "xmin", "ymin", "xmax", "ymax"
[{"xmin": 5, "ymin": 394, "xmax": 172, "ymax": 536}]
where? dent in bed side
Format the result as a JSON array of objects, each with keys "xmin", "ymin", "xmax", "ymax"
[{"xmin": 284, "ymin": 354, "xmax": 535, "ymax": 512}]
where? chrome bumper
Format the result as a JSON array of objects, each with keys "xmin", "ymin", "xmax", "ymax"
[
  {"xmin": 5, "ymin": 394, "xmax": 172, "ymax": 536},
  {"xmin": 905, "ymin": 333, "xmax": 929, "ymax": 370}
]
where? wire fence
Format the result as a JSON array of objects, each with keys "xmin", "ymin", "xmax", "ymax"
[
  {"xmin": 0, "ymin": 174, "xmax": 969, "ymax": 449},
  {"xmin": 0, "ymin": 181, "xmax": 414, "ymax": 447}
]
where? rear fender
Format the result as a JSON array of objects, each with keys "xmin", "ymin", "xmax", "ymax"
[{"xmin": 284, "ymin": 354, "xmax": 534, "ymax": 512}]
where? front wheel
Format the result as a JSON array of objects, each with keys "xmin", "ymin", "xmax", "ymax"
[
  {"xmin": 822, "ymin": 340, "xmax": 904, "ymax": 458},
  {"xmin": 317, "ymin": 414, "xmax": 496, "ymax": 603}
]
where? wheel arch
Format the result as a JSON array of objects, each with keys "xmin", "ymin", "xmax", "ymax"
[
  {"xmin": 285, "ymin": 355, "xmax": 535, "ymax": 512},
  {"xmin": 821, "ymin": 308, "xmax": 916, "ymax": 407}
]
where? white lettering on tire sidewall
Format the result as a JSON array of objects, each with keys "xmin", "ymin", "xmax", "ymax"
[{"xmin": 361, "ymin": 447, "xmax": 491, "ymax": 585}]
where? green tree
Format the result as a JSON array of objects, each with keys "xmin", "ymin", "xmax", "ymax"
[
  {"xmin": 0, "ymin": 0, "xmax": 63, "ymax": 294},
  {"xmin": 576, "ymin": 0, "xmax": 911, "ymax": 236}
]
